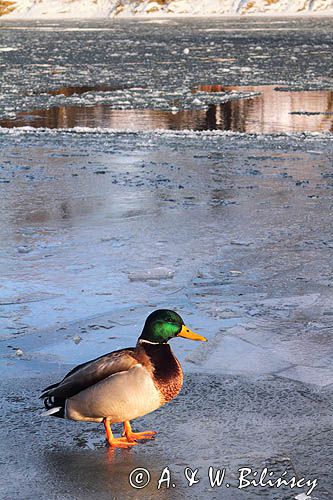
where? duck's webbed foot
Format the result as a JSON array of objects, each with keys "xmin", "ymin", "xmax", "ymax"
[
  {"xmin": 122, "ymin": 420, "xmax": 157, "ymax": 442},
  {"xmin": 103, "ymin": 418, "xmax": 137, "ymax": 448}
]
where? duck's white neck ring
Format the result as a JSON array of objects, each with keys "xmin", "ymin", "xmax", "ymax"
[{"xmin": 138, "ymin": 339, "xmax": 160, "ymax": 345}]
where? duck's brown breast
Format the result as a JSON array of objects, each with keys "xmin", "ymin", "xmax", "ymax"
[{"xmin": 137, "ymin": 342, "xmax": 183, "ymax": 404}]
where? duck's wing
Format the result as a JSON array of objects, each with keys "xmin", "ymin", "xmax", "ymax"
[
  {"xmin": 41, "ymin": 347, "xmax": 138, "ymax": 400},
  {"xmin": 65, "ymin": 363, "xmax": 162, "ymax": 423}
]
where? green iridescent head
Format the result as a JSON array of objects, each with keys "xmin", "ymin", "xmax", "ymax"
[{"xmin": 139, "ymin": 309, "xmax": 207, "ymax": 344}]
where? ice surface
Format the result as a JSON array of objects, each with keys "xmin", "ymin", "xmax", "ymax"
[
  {"xmin": 277, "ymin": 365, "xmax": 333, "ymax": 388},
  {"xmin": 0, "ymin": 130, "xmax": 332, "ymax": 382},
  {"xmin": 128, "ymin": 267, "xmax": 175, "ymax": 281},
  {"xmin": 189, "ymin": 333, "xmax": 293, "ymax": 375},
  {"xmin": 295, "ymin": 494, "xmax": 312, "ymax": 500},
  {"xmin": 1, "ymin": 374, "xmax": 331, "ymax": 498}
]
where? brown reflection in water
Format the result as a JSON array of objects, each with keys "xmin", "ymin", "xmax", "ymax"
[
  {"xmin": 1, "ymin": 86, "xmax": 332, "ymax": 133},
  {"xmin": 41, "ymin": 85, "xmax": 129, "ymax": 96},
  {"xmin": 196, "ymin": 84, "xmax": 226, "ymax": 93},
  {"xmin": 195, "ymin": 85, "xmax": 333, "ymax": 133}
]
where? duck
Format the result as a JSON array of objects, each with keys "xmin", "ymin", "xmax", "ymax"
[{"xmin": 41, "ymin": 309, "xmax": 207, "ymax": 448}]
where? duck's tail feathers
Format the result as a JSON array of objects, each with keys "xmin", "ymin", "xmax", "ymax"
[
  {"xmin": 42, "ymin": 406, "xmax": 63, "ymax": 417},
  {"xmin": 41, "ymin": 392, "xmax": 65, "ymax": 418}
]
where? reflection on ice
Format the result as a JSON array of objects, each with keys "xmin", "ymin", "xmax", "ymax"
[{"xmin": 1, "ymin": 86, "xmax": 332, "ymax": 133}]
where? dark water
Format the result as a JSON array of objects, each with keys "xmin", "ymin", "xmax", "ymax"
[
  {"xmin": 1, "ymin": 86, "xmax": 332, "ymax": 133},
  {"xmin": 41, "ymin": 84, "xmax": 130, "ymax": 96}
]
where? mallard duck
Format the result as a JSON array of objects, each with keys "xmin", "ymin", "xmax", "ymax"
[{"xmin": 41, "ymin": 309, "xmax": 207, "ymax": 448}]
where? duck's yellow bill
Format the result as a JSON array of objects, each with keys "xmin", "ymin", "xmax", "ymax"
[{"xmin": 178, "ymin": 324, "xmax": 207, "ymax": 342}]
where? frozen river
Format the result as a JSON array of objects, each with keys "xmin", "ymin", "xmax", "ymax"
[{"xmin": 0, "ymin": 16, "xmax": 332, "ymax": 500}]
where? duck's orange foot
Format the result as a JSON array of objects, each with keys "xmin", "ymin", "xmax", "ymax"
[
  {"xmin": 122, "ymin": 420, "xmax": 157, "ymax": 442},
  {"xmin": 126, "ymin": 430, "xmax": 157, "ymax": 442},
  {"xmin": 108, "ymin": 437, "xmax": 137, "ymax": 448},
  {"xmin": 103, "ymin": 418, "xmax": 137, "ymax": 448}
]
